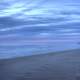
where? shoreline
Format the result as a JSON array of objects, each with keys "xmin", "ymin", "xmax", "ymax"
[
  {"xmin": 0, "ymin": 48, "xmax": 79, "ymax": 61},
  {"xmin": 0, "ymin": 48, "xmax": 80, "ymax": 80}
]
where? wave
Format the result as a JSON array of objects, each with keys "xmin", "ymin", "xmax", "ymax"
[{"xmin": 0, "ymin": 0, "xmax": 80, "ymax": 58}]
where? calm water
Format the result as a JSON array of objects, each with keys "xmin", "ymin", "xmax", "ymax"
[{"xmin": 0, "ymin": 0, "xmax": 80, "ymax": 59}]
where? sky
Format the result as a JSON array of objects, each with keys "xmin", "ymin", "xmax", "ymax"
[{"xmin": 0, "ymin": 0, "xmax": 80, "ymax": 59}]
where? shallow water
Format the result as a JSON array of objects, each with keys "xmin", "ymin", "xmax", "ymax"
[{"xmin": 0, "ymin": 0, "xmax": 80, "ymax": 59}]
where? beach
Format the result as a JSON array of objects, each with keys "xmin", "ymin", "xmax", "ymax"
[{"xmin": 0, "ymin": 49, "xmax": 80, "ymax": 80}]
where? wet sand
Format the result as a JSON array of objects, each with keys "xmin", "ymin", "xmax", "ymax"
[{"xmin": 0, "ymin": 49, "xmax": 80, "ymax": 80}]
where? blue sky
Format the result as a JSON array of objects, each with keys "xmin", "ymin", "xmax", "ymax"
[{"xmin": 0, "ymin": 0, "xmax": 80, "ymax": 58}]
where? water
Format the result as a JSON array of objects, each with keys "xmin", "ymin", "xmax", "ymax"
[{"xmin": 0, "ymin": 0, "xmax": 80, "ymax": 59}]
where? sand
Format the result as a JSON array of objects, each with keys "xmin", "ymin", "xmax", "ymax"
[{"xmin": 0, "ymin": 49, "xmax": 80, "ymax": 80}]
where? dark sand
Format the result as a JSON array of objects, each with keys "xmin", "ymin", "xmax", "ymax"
[{"xmin": 0, "ymin": 49, "xmax": 80, "ymax": 80}]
